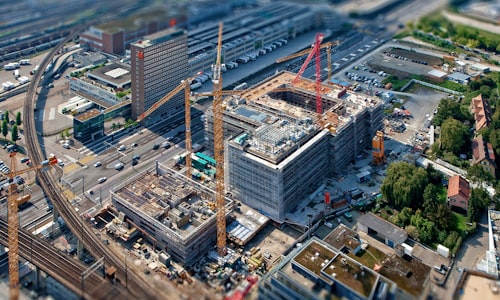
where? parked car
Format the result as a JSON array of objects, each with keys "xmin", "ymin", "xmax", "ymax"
[{"xmin": 94, "ymin": 161, "xmax": 102, "ymax": 167}]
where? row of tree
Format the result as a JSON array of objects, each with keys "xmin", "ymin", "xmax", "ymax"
[{"xmin": 1, "ymin": 111, "xmax": 22, "ymax": 143}]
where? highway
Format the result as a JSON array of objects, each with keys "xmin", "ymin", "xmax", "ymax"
[
  {"xmin": 0, "ymin": 218, "xmax": 128, "ymax": 299},
  {"xmin": 22, "ymin": 30, "xmax": 173, "ymax": 299}
]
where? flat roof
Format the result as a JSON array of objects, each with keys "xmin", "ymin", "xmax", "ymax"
[
  {"xmin": 132, "ymin": 28, "xmax": 185, "ymax": 49},
  {"xmin": 226, "ymin": 205, "xmax": 269, "ymax": 246},
  {"xmin": 87, "ymin": 63, "xmax": 131, "ymax": 87},
  {"xmin": 74, "ymin": 108, "xmax": 101, "ymax": 122},
  {"xmin": 455, "ymin": 270, "xmax": 499, "ymax": 300},
  {"xmin": 448, "ymin": 72, "xmax": 471, "ymax": 81},
  {"xmin": 357, "ymin": 212, "xmax": 407, "ymax": 242}
]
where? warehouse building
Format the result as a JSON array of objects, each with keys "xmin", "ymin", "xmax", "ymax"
[
  {"xmin": 111, "ymin": 163, "xmax": 233, "ymax": 266},
  {"xmin": 204, "ymin": 71, "xmax": 383, "ymax": 221}
]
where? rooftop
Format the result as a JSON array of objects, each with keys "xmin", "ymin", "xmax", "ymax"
[
  {"xmin": 357, "ymin": 213, "xmax": 407, "ymax": 243},
  {"xmin": 226, "ymin": 205, "xmax": 270, "ymax": 246},
  {"xmin": 113, "ymin": 167, "xmax": 224, "ymax": 239},
  {"xmin": 225, "ymin": 71, "xmax": 381, "ymax": 163},
  {"xmin": 132, "ymin": 28, "xmax": 185, "ymax": 49},
  {"xmin": 87, "ymin": 63, "xmax": 131, "ymax": 87},
  {"xmin": 447, "ymin": 175, "xmax": 470, "ymax": 200},
  {"xmin": 74, "ymin": 108, "xmax": 101, "ymax": 122},
  {"xmin": 454, "ymin": 269, "xmax": 500, "ymax": 300}
]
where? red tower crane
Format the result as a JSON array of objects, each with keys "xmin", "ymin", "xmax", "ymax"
[{"xmin": 292, "ymin": 33, "xmax": 325, "ymax": 115}]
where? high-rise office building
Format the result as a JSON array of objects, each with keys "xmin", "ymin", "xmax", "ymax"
[{"xmin": 130, "ymin": 28, "xmax": 188, "ymax": 126}]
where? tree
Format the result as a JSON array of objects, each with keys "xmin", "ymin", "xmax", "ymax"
[
  {"xmin": 405, "ymin": 225, "xmax": 419, "ymax": 241},
  {"xmin": 468, "ymin": 163, "xmax": 494, "ymax": 185},
  {"xmin": 11, "ymin": 125, "xmax": 18, "ymax": 143},
  {"xmin": 422, "ymin": 184, "xmax": 439, "ymax": 218},
  {"xmin": 418, "ymin": 220, "xmax": 436, "ymax": 245},
  {"xmin": 488, "ymin": 129, "xmax": 500, "ymax": 155},
  {"xmin": 398, "ymin": 207, "xmax": 413, "ymax": 227},
  {"xmin": 433, "ymin": 204, "xmax": 454, "ymax": 232},
  {"xmin": 433, "ymin": 98, "xmax": 467, "ymax": 126},
  {"xmin": 443, "ymin": 231, "xmax": 460, "ymax": 249},
  {"xmin": 1, "ymin": 120, "xmax": 8, "ymax": 139},
  {"xmin": 381, "ymin": 162, "xmax": 429, "ymax": 209},
  {"xmin": 3, "ymin": 111, "xmax": 9, "ymax": 124},
  {"xmin": 468, "ymin": 187, "xmax": 490, "ymax": 222},
  {"xmin": 440, "ymin": 118, "xmax": 468, "ymax": 154},
  {"xmin": 15, "ymin": 112, "xmax": 21, "ymax": 126},
  {"xmin": 63, "ymin": 128, "xmax": 70, "ymax": 138}
]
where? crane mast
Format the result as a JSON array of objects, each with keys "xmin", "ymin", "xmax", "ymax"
[
  {"xmin": 137, "ymin": 78, "xmax": 193, "ymax": 179},
  {"xmin": 212, "ymin": 22, "xmax": 227, "ymax": 256},
  {"xmin": 7, "ymin": 152, "xmax": 57, "ymax": 300}
]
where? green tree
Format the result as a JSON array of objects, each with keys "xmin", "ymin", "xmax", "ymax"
[
  {"xmin": 422, "ymin": 184, "xmax": 439, "ymax": 218},
  {"xmin": 381, "ymin": 162, "xmax": 429, "ymax": 209},
  {"xmin": 11, "ymin": 125, "xmax": 18, "ymax": 143},
  {"xmin": 405, "ymin": 225, "xmax": 419, "ymax": 241},
  {"xmin": 398, "ymin": 207, "xmax": 413, "ymax": 227},
  {"xmin": 418, "ymin": 220, "xmax": 436, "ymax": 245},
  {"xmin": 15, "ymin": 112, "xmax": 21, "ymax": 126},
  {"xmin": 1, "ymin": 120, "xmax": 8, "ymax": 139},
  {"xmin": 426, "ymin": 165, "xmax": 442, "ymax": 184},
  {"xmin": 63, "ymin": 128, "xmax": 70, "ymax": 138},
  {"xmin": 433, "ymin": 204, "xmax": 454, "ymax": 232},
  {"xmin": 468, "ymin": 163, "xmax": 494, "ymax": 185},
  {"xmin": 440, "ymin": 118, "xmax": 468, "ymax": 154},
  {"xmin": 443, "ymin": 231, "xmax": 460, "ymax": 249},
  {"xmin": 468, "ymin": 187, "xmax": 490, "ymax": 222},
  {"xmin": 3, "ymin": 111, "xmax": 9, "ymax": 124},
  {"xmin": 433, "ymin": 99, "xmax": 463, "ymax": 126},
  {"xmin": 488, "ymin": 129, "xmax": 500, "ymax": 154}
]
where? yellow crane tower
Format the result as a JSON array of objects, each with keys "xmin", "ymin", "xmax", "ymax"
[
  {"xmin": 7, "ymin": 151, "xmax": 58, "ymax": 300},
  {"xmin": 276, "ymin": 40, "xmax": 340, "ymax": 83},
  {"xmin": 137, "ymin": 78, "xmax": 193, "ymax": 179},
  {"xmin": 212, "ymin": 22, "xmax": 227, "ymax": 256}
]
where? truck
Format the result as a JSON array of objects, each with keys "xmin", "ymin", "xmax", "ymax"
[
  {"xmin": 70, "ymin": 101, "xmax": 93, "ymax": 115},
  {"xmin": 17, "ymin": 76, "xmax": 30, "ymax": 85},
  {"xmin": 13, "ymin": 70, "xmax": 20, "ymax": 79},
  {"xmin": 2, "ymin": 82, "xmax": 15, "ymax": 91},
  {"xmin": 190, "ymin": 81, "xmax": 202, "ymax": 90},
  {"xmin": 3, "ymin": 63, "xmax": 17, "ymax": 70},
  {"xmin": 18, "ymin": 59, "xmax": 30, "ymax": 65}
]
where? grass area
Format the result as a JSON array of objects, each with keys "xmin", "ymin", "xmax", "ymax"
[
  {"xmin": 382, "ymin": 75, "xmax": 411, "ymax": 91},
  {"xmin": 348, "ymin": 247, "xmax": 387, "ymax": 269},
  {"xmin": 411, "ymin": 11, "xmax": 500, "ymax": 53},
  {"xmin": 436, "ymin": 185, "xmax": 447, "ymax": 203},
  {"xmin": 453, "ymin": 212, "xmax": 467, "ymax": 235}
]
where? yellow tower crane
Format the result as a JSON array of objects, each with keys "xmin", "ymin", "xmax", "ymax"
[
  {"xmin": 137, "ymin": 78, "xmax": 193, "ymax": 179},
  {"xmin": 212, "ymin": 22, "xmax": 227, "ymax": 256},
  {"xmin": 7, "ymin": 151, "xmax": 58, "ymax": 300},
  {"xmin": 276, "ymin": 40, "xmax": 340, "ymax": 83}
]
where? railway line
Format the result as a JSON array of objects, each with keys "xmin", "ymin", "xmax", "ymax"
[
  {"xmin": 0, "ymin": 218, "xmax": 126, "ymax": 299},
  {"xmin": 22, "ymin": 30, "xmax": 170, "ymax": 299}
]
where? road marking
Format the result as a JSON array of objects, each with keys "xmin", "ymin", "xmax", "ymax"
[{"xmin": 49, "ymin": 107, "xmax": 55, "ymax": 120}]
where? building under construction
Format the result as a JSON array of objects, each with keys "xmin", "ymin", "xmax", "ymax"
[
  {"xmin": 110, "ymin": 162, "xmax": 233, "ymax": 265},
  {"xmin": 204, "ymin": 71, "xmax": 383, "ymax": 221}
]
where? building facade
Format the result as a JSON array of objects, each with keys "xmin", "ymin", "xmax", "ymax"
[
  {"xmin": 130, "ymin": 28, "xmax": 189, "ymax": 126},
  {"xmin": 447, "ymin": 175, "xmax": 470, "ymax": 213},
  {"xmin": 205, "ymin": 72, "xmax": 383, "ymax": 221},
  {"xmin": 73, "ymin": 108, "xmax": 104, "ymax": 143}
]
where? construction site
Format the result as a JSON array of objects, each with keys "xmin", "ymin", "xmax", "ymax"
[
  {"xmin": 204, "ymin": 71, "xmax": 384, "ymax": 221},
  {"xmin": 110, "ymin": 163, "xmax": 233, "ymax": 266}
]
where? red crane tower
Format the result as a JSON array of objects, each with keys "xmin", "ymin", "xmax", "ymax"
[{"xmin": 292, "ymin": 33, "xmax": 325, "ymax": 115}]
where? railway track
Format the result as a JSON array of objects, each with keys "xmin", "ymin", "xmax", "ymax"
[
  {"xmin": 22, "ymin": 30, "xmax": 169, "ymax": 299},
  {"xmin": 0, "ymin": 218, "xmax": 126, "ymax": 299}
]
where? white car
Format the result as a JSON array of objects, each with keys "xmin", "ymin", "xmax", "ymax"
[
  {"xmin": 57, "ymin": 159, "xmax": 64, "ymax": 167},
  {"xmin": 62, "ymin": 143, "xmax": 70, "ymax": 149},
  {"xmin": 97, "ymin": 177, "xmax": 107, "ymax": 184},
  {"xmin": 94, "ymin": 161, "xmax": 102, "ymax": 167},
  {"xmin": 118, "ymin": 145, "xmax": 126, "ymax": 151}
]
